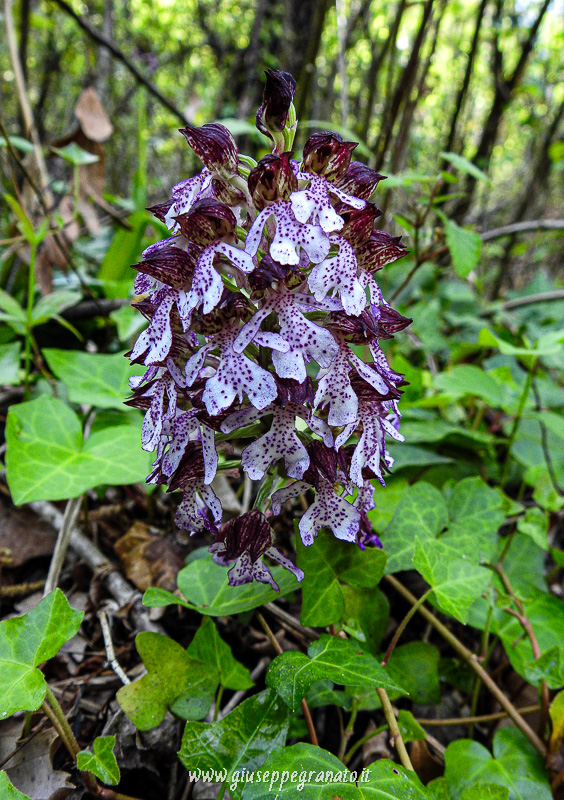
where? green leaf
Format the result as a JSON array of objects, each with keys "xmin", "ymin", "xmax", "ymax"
[
  {"xmin": 116, "ymin": 632, "xmax": 219, "ymax": 730},
  {"xmin": 387, "ymin": 643, "xmax": 441, "ymax": 705},
  {"xmin": 297, "ymin": 530, "xmax": 387, "ymax": 626},
  {"xmin": 51, "ymin": 143, "xmax": 100, "ymax": 165},
  {"xmin": 397, "ymin": 710, "xmax": 427, "ymax": 743},
  {"xmin": 266, "ymin": 634, "xmax": 405, "ymax": 712},
  {"xmin": 31, "ymin": 290, "xmax": 82, "ymax": 326},
  {"xmin": 173, "ymin": 555, "xmax": 301, "ymax": 616},
  {"xmin": 306, "ymin": 680, "xmax": 352, "ymax": 710},
  {"xmin": 445, "ymin": 477, "xmax": 507, "ymax": 535},
  {"xmin": 443, "ymin": 217, "xmax": 481, "ymax": 279},
  {"xmin": 460, "ymin": 786, "xmax": 509, "ymax": 800},
  {"xmin": 0, "ymin": 590, "xmax": 83, "ymax": 717},
  {"xmin": 178, "ymin": 689, "xmax": 289, "ymax": 790},
  {"xmin": 440, "ymin": 152, "xmax": 491, "ymax": 183},
  {"xmin": 242, "ymin": 742, "xmax": 430, "ymax": 799},
  {"xmin": 0, "ymin": 135, "xmax": 35, "ymax": 153},
  {"xmin": 444, "ymin": 727, "xmax": 551, "ymax": 800},
  {"xmin": 341, "ymin": 584, "xmax": 389, "ymax": 653},
  {"xmin": 516, "ymin": 507, "xmax": 548, "ymax": 551},
  {"xmin": 381, "ymin": 483, "xmax": 448, "ymax": 574},
  {"xmin": 413, "ymin": 538, "xmax": 491, "ymax": 623},
  {"xmin": 2, "ymin": 194, "xmax": 36, "ymax": 243},
  {"xmin": 76, "ymin": 736, "xmax": 120, "ymax": 786},
  {"xmin": 0, "ymin": 289, "xmax": 26, "ymax": 335},
  {"xmin": 525, "ymin": 647, "xmax": 564, "ymax": 690},
  {"xmin": 478, "ymin": 328, "xmax": 564, "ymax": 357},
  {"xmin": 433, "ymin": 365, "xmax": 505, "ymax": 407},
  {"xmin": 427, "ymin": 777, "xmax": 449, "ymax": 800},
  {"xmin": 187, "ymin": 617, "xmax": 253, "ymax": 691},
  {"xmin": 98, "ymin": 210, "xmax": 151, "ymax": 298},
  {"xmin": 0, "ymin": 342, "xmax": 21, "ymax": 385},
  {"xmin": 43, "ymin": 349, "xmax": 144, "ymax": 409},
  {"xmin": 5, "ymin": 396, "xmax": 151, "ymax": 503},
  {"xmin": 0, "ymin": 772, "xmax": 32, "ymax": 800},
  {"xmin": 386, "ymin": 444, "xmax": 454, "ymax": 471}
]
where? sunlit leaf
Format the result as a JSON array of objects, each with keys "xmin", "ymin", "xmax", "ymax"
[{"xmin": 0, "ymin": 590, "xmax": 83, "ymax": 717}]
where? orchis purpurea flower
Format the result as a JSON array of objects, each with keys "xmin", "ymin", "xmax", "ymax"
[{"xmin": 128, "ymin": 69, "xmax": 410, "ymax": 590}]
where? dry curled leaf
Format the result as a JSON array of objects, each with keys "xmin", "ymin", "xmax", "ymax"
[{"xmin": 114, "ymin": 522, "xmax": 188, "ymax": 592}]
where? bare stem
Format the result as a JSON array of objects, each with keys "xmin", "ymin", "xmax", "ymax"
[
  {"xmin": 256, "ymin": 612, "xmax": 318, "ymax": 747},
  {"xmin": 376, "ymin": 688, "xmax": 414, "ymax": 772},
  {"xmin": 381, "ymin": 588, "xmax": 432, "ymax": 667},
  {"xmin": 384, "ymin": 574, "xmax": 547, "ymax": 755}
]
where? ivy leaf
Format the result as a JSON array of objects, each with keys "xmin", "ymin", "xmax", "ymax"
[
  {"xmin": 76, "ymin": 736, "xmax": 120, "ymax": 786},
  {"xmin": 413, "ymin": 538, "xmax": 491, "ymax": 623},
  {"xmin": 341, "ymin": 584, "xmax": 389, "ymax": 654},
  {"xmin": 387, "ymin": 643, "xmax": 441, "ymax": 705},
  {"xmin": 43, "ymin": 349, "xmax": 145, "ymax": 410},
  {"xmin": 442, "ymin": 217, "xmax": 482, "ymax": 279},
  {"xmin": 460, "ymin": 786, "xmax": 509, "ymax": 800},
  {"xmin": 265, "ymin": 634, "xmax": 405, "ymax": 712},
  {"xmin": 427, "ymin": 777, "xmax": 449, "ymax": 800},
  {"xmin": 444, "ymin": 727, "xmax": 552, "ymax": 800},
  {"xmin": 297, "ymin": 530, "xmax": 387, "ymax": 626},
  {"xmin": 5, "ymin": 396, "xmax": 151, "ymax": 504},
  {"xmin": 242, "ymin": 742, "xmax": 430, "ymax": 799},
  {"xmin": 526, "ymin": 647, "xmax": 564, "ymax": 690},
  {"xmin": 187, "ymin": 617, "xmax": 253, "ymax": 691},
  {"xmin": 0, "ymin": 590, "xmax": 83, "ymax": 718},
  {"xmin": 517, "ymin": 507, "xmax": 549, "ymax": 551},
  {"xmin": 445, "ymin": 477, "xmax": 507, "ymax": 544},
  {"xmin": 549, "ymin": 690, "xmax": 564, "ymax": 757},
  {"xmin": 397, "ymin": 710, "xmax": 427, "ymax": 743},
  {"xmin": 178, "ymin": 689, "xmax": 289, "ymax": 792},
  {"xmin": 381, "ymin": 483, "xmax": 448, "ymax": 574},
  {"xmin": 165, "ymin": 555, "xmax": 301, "ymax": 616},
  {"xmin": 0, "ymin": 772, "xmax": 32, "ymax": 800},
  {"xmin": 116, "ymin": 632, "xmax": 219, "ymax": 730}
]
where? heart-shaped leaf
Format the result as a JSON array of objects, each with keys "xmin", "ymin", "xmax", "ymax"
[
  {"xmin": 5, "ymin": 396, "xmax": 151, "ymax": 503},
  {"xmin": 266, "ymin": 634, "xmax": 405, "ymax": 711},
  {"xmin": 76, "ymin": 736, "xmax": 120, "ymax": 786},
  {"xmin": 187, "ymin": 617, "xmax": 253, "ymax": 691},
  {"xmin": 178, "ymin": 689, "xmax": 289, "ymax": 795},
  {"xmin": 117, "ymin": 632, "xmax": 219, "ymax": 730},
  {"xmin": 0, "ymin": 590, "xmax": 83, "ymax": 718}
]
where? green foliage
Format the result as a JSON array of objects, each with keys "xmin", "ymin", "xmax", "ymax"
[
  {"xmin": 442, "ymin": 217, "xmax": 482, "ymax": 279},
  {"xmin": 443, "ymin": 728, "xmax": 552, "ymax": 800},
  {"xmin": 144, "ymin": 553, "xmax": 301, "ymax": 616},
  {"xmin": 43, "ymin": 349, "xmax": 144, "ymax": 409},
  {"xmin": 265, "ymin": 635, "xmax": 405, "ymax": 711},
  {"xmin": 296, "ymin": 530, "xmax": 387, "ymax": 627},
  {"xmin": 5, "ymin": 395, "xmax": 150, "ymax": 503},
  {"xmin": 0, "ymin": 590, "xmax": 83, "ymax": 718},
  {"xmin": 179, "ymin": 690, "xmax": 289, "ymax": 793},
  {"xmin": 242, "ymin": 743, "xmax": 430, "ymax": 799},
  {"xmin": 76, "ymin": 736, "xmax": 120, "ymax": 785},
  {"xmin": 0, "ymin": 772, "xmax": 32, "ymax": 800},
  {"xmin": 117, "ymin": 632, "xmax": 220, "ymax": 730},
  {"xmin": 187, "ymin": 617, "xmax": 254, "ymax": 691}
]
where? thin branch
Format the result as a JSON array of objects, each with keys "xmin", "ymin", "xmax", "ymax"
[
  {"xmin": 481, "ymin": 219, "xmax": 564, "ymax": 241},
  {"xmin": 384, "ymin": 574, "xmax": 547, "ymax": 756},
  {"xmin": 256, "ymin": 612, "xmax": 318, "ymax": 747},
  {"xmin": 43, "ymin": 496, "xmax": 82, "ymax": 596},
  {"xmin": 376, "ymin": 688, "xmax": 414, "ymax": 771},
  {"xmin": 417, "ymin": 705, "xmax": 540, "ymax": 727},
  {"xmin": 48, "ymin": 0, "xmax": 190, "ymax": 125}
]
